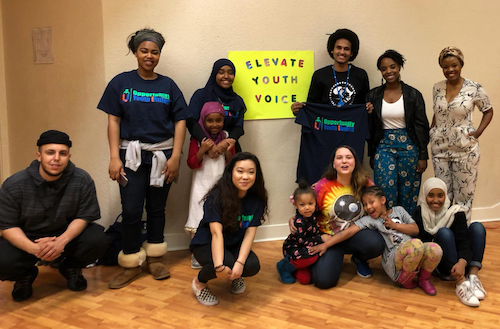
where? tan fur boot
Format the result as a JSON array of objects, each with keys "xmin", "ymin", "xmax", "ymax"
[
  {"xmin": 108, "ymin": 248, "xmax": 146, "ymax": 289},
  {"xmin": 143, "ymin": 241, "xmax": 170, "ymax": 280}
]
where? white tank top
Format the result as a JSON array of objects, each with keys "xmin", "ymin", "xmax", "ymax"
[{"xmin": 382, "ymin": 95, "xmax": 405, "ymax": 129}]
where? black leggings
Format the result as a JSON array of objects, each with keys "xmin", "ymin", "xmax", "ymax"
[{"xmin": 192, "ymin": 244, "xmax": 260, "ymax": 283}]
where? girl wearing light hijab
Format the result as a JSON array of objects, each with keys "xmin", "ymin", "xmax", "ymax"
[
  {"xmin": 412, "ymin": 177, "xmax": 487, "ymax": 307},
  {"xmin": 98, "ymin": 28, "xmax": 187, "ymax": 289},
  {"xmin": 431, "ymin": 47, "xmax": 493, "ymax": 222},
  {"xmin": 186, "ymin": 59, "xmax": 246, "ymax": 155},
  {"xmin": 185, "ymin": 102, "xmax": 235, "ymax": 268}
]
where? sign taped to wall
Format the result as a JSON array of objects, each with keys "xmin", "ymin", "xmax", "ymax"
[{"xmin": 228, "ymin": 51, "xmax": 314, "ymax": 120}]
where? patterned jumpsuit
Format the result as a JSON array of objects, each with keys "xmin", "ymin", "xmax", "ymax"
[{"xmin": 430, "ymin": 78, "xmax": 492, "ymax": 223}]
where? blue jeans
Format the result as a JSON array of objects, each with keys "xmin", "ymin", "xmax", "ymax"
[
  {"xmin": 310, "ymin": 229, "xmax": 385, "ymax": 289},
  {"xmin": 434, "ymin": 222, "xmax": 486, "ymax": 274}
]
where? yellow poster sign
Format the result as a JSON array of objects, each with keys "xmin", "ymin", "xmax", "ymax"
[{"xmin": 228, "ymin": 51, "xmax": 314, "ymax": 120}]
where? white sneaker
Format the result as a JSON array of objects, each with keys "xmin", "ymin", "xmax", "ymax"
[
  {"xmin": 455, "ymin": 281, "xmax": 480, "ymax": 307},
  {"xmin": 469, "ymin": 274, "xmax": 487, "ymax": 300}
]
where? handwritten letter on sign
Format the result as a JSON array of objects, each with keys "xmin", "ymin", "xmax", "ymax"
[{"xmin": 228, "ymin": 51, "xmax": 314, "ymax": 120}]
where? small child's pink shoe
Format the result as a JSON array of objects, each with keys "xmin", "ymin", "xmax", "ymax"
[
  {"xmin": 397, "ymin": 269, "xmax": 418, "ymax": 289},
  {"xmin": 418, "ymin": 269, "xmax": 437, "ymax": 295}
]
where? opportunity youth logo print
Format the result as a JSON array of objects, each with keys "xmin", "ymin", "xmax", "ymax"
[
  {"xmin": 122, "ymin": 88, "xmax": 171, "ymax": 104},
  {"xmin": 223, "ymin": 105, "xmax": 239, "ymax": 118},
  {"xmin": 238, "ymin": 214, "xmax": 253, "ymax": 228},
  {"xmin": 314, "ymin": 117, "xmax": 355, "ymax": 132}
]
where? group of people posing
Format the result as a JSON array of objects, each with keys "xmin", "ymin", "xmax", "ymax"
[
  {"xmin": 282, "ymin": 28, "xmax": 492, "ymax": 308},
  {"xmin": 278, "ymin": 146, "xmax": 487, "ymax": 308},
  {"xmin": 0, "ymin": 27, "xmax": 492, "ymax": 310}
]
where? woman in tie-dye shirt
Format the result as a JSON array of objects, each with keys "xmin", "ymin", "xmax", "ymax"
[{"xmin": 309, "ymin": 145, "xmax": 384, "ymax": 288}]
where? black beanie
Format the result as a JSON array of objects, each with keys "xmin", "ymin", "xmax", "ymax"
[{"xmin": 37, "ymin": 130, "xmax": 72, "ymax": 148}]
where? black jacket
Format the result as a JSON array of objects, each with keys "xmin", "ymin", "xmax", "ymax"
[{"xmin": 366, "ymin": 81, "xmax": 429, "ymax": 160}]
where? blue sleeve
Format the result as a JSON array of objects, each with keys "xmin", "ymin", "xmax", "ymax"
[
  {"xmin": 169, "ymin": 80, "xmax": 188, "ymax": 123},
  {"xmin": 294, "ymin": 105, "xmax": 313, "ymax": 133},
  {"xmin": 97, "ymin": 77, "xmax": 123, "ymax": 117},
  {"xmin": 249, "ymin": 200, "xmax": 265, "ymax": 227},
  {"xmin": 358, "ymin": 103, "xmax": 370, "ymax": 140},
  {"xmin": 234, "ymin": 97, "xmax": 246, "ymax": 128},
  {"xmin": 188, "ymin": 89, "xmax": 204, "ymax": 121},
  {"xmin": 201, "ymin": 195, "xmax": 223, "ymax": 225}
]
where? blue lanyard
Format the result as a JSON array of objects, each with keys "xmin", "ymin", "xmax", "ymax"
[{"xmin": 332, "ymin": 64, "xmax": 350, "ymax": 106}]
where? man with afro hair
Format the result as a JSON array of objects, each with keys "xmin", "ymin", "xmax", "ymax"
[{"xmin": 291, "ymin": 28, "xmax": 370, "ymax": 112}]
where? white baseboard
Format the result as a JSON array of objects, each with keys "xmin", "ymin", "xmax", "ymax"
[
  {"xmin": 473, "ymin": 217, "xmax": 500, "ymax": 223},
  {"xmin": 254, "ymin": 223, "xmax": 290, "ymax": 242},
  {"xmin": 471, "ymin": 202, "xmax": 500, "ymax": 222},
  {"xmin": 164, "ymin": 223, "xmax": 290, "ymax": 251},
  {"xmin": 164, "ymin": 232, "xmax": 191, "ymax": 251},
  {"xmin": 165, "ymin": 206, "xmax": 500, "ymax": 251}
]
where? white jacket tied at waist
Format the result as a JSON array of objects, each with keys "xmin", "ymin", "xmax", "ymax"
[{"xmin": 120, "ymin": 139, "xmax": 174, "ymax": 187}]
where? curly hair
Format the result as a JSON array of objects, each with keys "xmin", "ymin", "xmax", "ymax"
[
  {"xmin": 293, "ymin": 179, "xmax": 316, "ymax": 202},
  {"xmin": 376, "ymin": 49, "xmax": 406, "ymax": 70},
  {"xmin": 322, "ymin": 145, "xmax": 368, "ymax": 200},
  {"xmin": 327, "ymin": 28, "xmax": 360, "ymax": 61},
  {"xmin": 204, "ymin": 152, "xmax": 268, "ymax": 232}
]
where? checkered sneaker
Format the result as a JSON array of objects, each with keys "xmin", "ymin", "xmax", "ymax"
[
  {"xmin": 191, "ymin": 279, "xmax": 218, "ymax": 306},
  {"xmin": 231, "ymin": 277, "xmax": 246, "ymax": 294}
]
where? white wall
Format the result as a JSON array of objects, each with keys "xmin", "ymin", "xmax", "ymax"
[{"xmin": 1, "ymin": 0, "xmax": 111, "ymax": 227}]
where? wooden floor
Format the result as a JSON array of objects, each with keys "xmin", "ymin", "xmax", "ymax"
[{"xmin": 2, "ymin": 223, "xmax": 500, "ymax": 329}]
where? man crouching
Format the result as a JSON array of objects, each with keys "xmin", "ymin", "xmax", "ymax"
[{"xmin": 0, "ymin": 130, "xmax": 108, "ymax": 302}]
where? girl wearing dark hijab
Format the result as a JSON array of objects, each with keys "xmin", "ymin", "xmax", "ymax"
[{"xmin": 187, "ymin": 59, "xmax": 246, "ymax": 154}]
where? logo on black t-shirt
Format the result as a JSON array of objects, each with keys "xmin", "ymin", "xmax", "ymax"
[
  {"xmin": 122, "ymin": 88, "xmax": 171, "ymax": 104},
  {"xmin": 314, "ymin": 117, "xmax": 355, "ymax": 132},
  {"xmin": 328, "ymin": 82, "xmax": 357, "ymax": 106},
  {"xmin": 238, "ymin": 214, "xmax": 253, "ymax": 228},
  {"xmin": 223, "ymin": 105, "xmax": 239, "ymax": 118}
]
